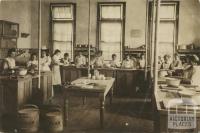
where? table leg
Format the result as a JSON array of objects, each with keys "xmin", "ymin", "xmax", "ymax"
[
  {"xmin": 100, "ymin": 97, "xmax": 105, "ymax": 128},
  {"xmin": 109, "ymin": 86, "xmax": 113, "ymax": 105},
  {"xmin": 82, "ymin": 96, "xmax": 86, "ymax": 105},
  {"xmin": 64, "ymin": 97, "xmax": 69, "ymax": 127}
]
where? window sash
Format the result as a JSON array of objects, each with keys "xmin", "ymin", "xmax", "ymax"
[
  {"xmin": 158, "ymin": 2, "xmax": 178, "ymax": 57},
  {"xmin": 160, "ymin": 4, "xmax": 177, "ymax": 20},
  {"xmin": 100, "ymin": 5, "xmax": 123, "ymax": 20},
  {"xmin": 53, "ymin": 41, "xmax": 73, "ymax": 59},
  {"xmin": 51, "ymin": 4, "xmax": 75, "ymax": 59},
  {"xmin": 53, "ymin": 22, "xmax": 73, "ymax": 42},
  {"xmin": 98, "ymin": 3, "xmax": 124, "ymax": 61},
  {"xmin": 52, "ymin": 5, "xmax": 73, "ymax": 20},
  {"xmin": 100, "ymin": 22, "xmax": 122, "ymax": 43}
]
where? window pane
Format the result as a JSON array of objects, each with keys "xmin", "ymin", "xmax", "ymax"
[
  {"xmin": 101, "ymin": 5, "xmax": 122, "ymax": 19},
  {"xmin": 159, "ymin": 22, "xmax": 175, "ymax": 43},
  {"xmin": 100, "ymin": 42, "xmax": 121, "ymax": 60},
  {"xmin": 53, "ymin": 41, "xmax": 72, "ymax": 58},
  {"xmin": 53, "ymin": 23, "xmax": 73, "ymax": 41},
  {"xmin": 52, "ymin": 6, "xmax": 73, "ymax": 19},
  {"xmin": 100, "ymin": 22, "xmax": 122, "ymax": 42},
  {"xmin": 158, "ymin": 42, "xmax": 173, "ymax": 57},
  {"xmin": 160, "ymin": 4, "xmax": 176, "ymax": 19}
]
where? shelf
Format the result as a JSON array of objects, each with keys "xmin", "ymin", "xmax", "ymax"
[
  {"xmin": 0, "ymin": 35, "xmax": 18, "ymax": 39},
  {"xmin": 124, "ymin": 48, "xmax": 146, "ymax": 53},
  {"xmin": 177, "ymin": 49, "xmax": 200, "ymax": 54},
  {"xmin": 74, "ymin": 47, "xmax": 96, "ymax": 51},
  {"xmin": 0, "ymin": 20, "xmax": 19, "ymax": 48}
]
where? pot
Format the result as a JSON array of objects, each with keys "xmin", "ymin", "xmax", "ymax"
[
  {"xmin": 178, "ymin": 45, "xmax": 187, "ymax": 50},
  {"xmin": 166, "ymin": 78, "xmax": 180, "ymax": 87}
]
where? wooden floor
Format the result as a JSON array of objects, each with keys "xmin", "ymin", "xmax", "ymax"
[{"xmin": 0, "ymin": 93, "xmax": 154, "ymax": 133}]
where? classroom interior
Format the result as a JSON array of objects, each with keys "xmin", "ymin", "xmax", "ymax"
[{"xmin": 0, "ymin": 0, "xmax": 200, "ymax": 132}]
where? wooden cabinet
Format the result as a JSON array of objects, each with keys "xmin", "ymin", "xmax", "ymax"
[
  {"xmin": 32, "ymin": 72, "xmax": 53, "ymax": 104},
  {"xmin": 0, "ymin": 20, "xmax": 19, "ymax": 48},
  {"xmin": 0, "ymin": 75, "xmax": 32, "ymax": 114},
  {"xmin": 97, "ymin": 68, "xmax": 115, "ymax": 78},
  {"xmin": 74, "ymin": 47, "xmax": 96, "ymax": 58},
  {"xmin": 60, "ymin": 67, "xmax": 151, "ymax": 98},
  {"xmin": 60, "ymin": 66, "xmax": 82, "ymax": 83},
  {"xmin": 116, "ymin": 70, "xmax": 135, "ymax": 97}
]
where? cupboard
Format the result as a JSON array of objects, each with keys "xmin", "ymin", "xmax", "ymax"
[{"xmin": 0, "ymin": 20, "xmax": 19, "ymax": 48}]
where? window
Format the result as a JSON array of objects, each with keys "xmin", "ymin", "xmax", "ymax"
[
  {"xmin": 158, "ymin": 2, "xmax": 179, "ymax": 57},
  {"xmin": 148, "ymin": 2, "xmax": 179, "ymax": 57},
  {"xmin": 97, "ymin": 3, "xmax": 125, "ymax": 61},
  {"xmin": 51, "ymin": 4, "xmax": 76, "ymax": 59}
]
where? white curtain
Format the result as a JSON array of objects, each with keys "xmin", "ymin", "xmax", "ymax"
[
  {"xmin": 53, "ymin": 41, "xmax": 72, "ymax": 58},
  {"xmin": 52, "ymin": 5, "xmax": 74, "ymax": 59},
  {"xmin": 53, "ymin": 23, "xmax": 73, "ymax": 41},
  {"xmin": 158, "ymin": 22, "xmax": 175, "ymax": 56},
  {"xmin": 100, "ymin": 23, "xmax": 122, "ymax": 60},
  {"xmin": 52, "ymin": 6, "xmax": 73, "ymax": 19},
  {"xmin": 160, "ymin": 4, "xmax": 176, "ymax": 19},
  {"xmin": 158, "ymin": 3, "xmax": 177, "ymax": 57},
  {"xmin": 101, "ymin": 23, "xmax": 121, "ymax": 42}
]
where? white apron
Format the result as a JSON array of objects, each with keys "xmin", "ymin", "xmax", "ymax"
[
  {"xmin": 40, "ymin": 56, "xmax": 51, "ymax": 71},
  {"xmin": 52, "ymin": 55, "xmax": 61, "ymax": 85},
  {"xmin": 5, "ymin": 57, "xmax": 16, "ymax": 69},
  {"xmin": 191, "ymin": 66, "xmax": 200, "ymax": 86}
]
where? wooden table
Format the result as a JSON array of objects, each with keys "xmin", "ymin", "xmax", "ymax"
[
  {"xmin": 153, "ymin": 78, "xmax": 200, "ymax": 133},
  {"xmin": 0, "ymin": 75, "xmax": 32, "ymax": 114},
  {"xmin": 60, "ymin": 66, "xmax": 151, "ymax": 97},
  {"xmin": 63, "ymin": 77, "xmax": 115, "ymax": 128},
  {"xmin": 32, "ymin": 71, "xmax": 53, "ymax": 104}
]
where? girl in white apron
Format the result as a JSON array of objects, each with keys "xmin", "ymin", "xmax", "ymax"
[
  {"xmin": 3, "ymin": 49, "xmax": 16, "ymax": 70},
  {"xmin": 184, "ymin": 55, "xmax": 200, "ymax": 86},
  {"xmin": 52, "ymin": 49, "xmax": 62, "ymax": 93},
  {"xmin": 40, "ymin": 50, "xmax": 51, "ymax": 71}
]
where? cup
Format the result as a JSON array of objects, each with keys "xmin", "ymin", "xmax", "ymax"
[
  {"xmin": 92, "ymin": 76, "xmax": 96, "ymax": 80},
  {"xmin": 88, "ymin": 74, "xmax": 91, "ymax": 79}
]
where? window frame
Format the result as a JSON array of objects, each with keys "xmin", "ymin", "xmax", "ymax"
[
  {"xmin": 148, "ymin": 1, "xmax": 179, "ymax": 58},
  {"xmin": 160, "ymin": 1, "xmax": 179, "ymax": 56},
  {"xmin": 97, "ymin": 2, "xmax": 126, "ymax": 61},
  {"xmin": 50, "ymin": 3, "xmax": 76, "ymax": 60}
]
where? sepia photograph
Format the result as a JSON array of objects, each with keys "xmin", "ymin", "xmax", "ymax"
[{"xmin": 0, "ymin": 0, "xmax": 200, "ymax": 132}]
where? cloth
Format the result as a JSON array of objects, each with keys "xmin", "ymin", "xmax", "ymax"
[
  {"xmin": 27, "ymin": 60, "xmax": 38, "ymax": 70},
  {"xmin": 75, "ymin": 55, "xmax": 86, "ymax": 66},
  {"xmin": 4, "ymin": 57, "xmax": 16, "ymax": 69},
  {"xmin": 138, "ymin": 59, "xmax": 145, "ymax": 69},
  {"xmin": 52, "ymin": 54, "xmax": 61, "ymax": 85},
  {"xmin": 171, "ymin": 60, "xmax": 182, "ymax": 68},
  {"xmin": 40, "ymin": 56, "xmax": 51, "ymax": 71},
  {"xmin": 92, "ymin": 56, "xmax": 104, "ymax": 67},
  {"xmin": 161, "ymin": 61, "xmax": 172, "ymax": 69},
  {"xmin": 61, "ymin": 58, "xmax": 71, "ymax": 66},
  {"xmin": 190, "ymin": 66, "xmax": 200, "ymax": 86},
  {"xmin": 109, "ymin": 59, "xmax": 120, "ymax": 67}
]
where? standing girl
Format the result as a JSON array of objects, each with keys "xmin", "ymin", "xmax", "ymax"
[{"xmin": 52, "ymin": 49, "xmax": 62, "ymax": 92}]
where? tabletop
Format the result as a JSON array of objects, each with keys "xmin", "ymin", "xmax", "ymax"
[{"xmin": 65, "ymin": 77, "xmax": 115, "ymax": 94}]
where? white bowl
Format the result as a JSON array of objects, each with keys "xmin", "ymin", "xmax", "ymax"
[
  {"xmin": 166, "ymin": 78, "xmax": 180, "ymax": 87},
  {"xmin": 158, "ymin": 70, "xmax": 168, "ymax": 77},
  {"xmin": 19, "ymin": 69, "xmax": 27, "ymax": 76}
]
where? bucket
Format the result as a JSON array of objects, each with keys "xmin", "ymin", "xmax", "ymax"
[
  {"xmin": 17, "ymin": 104, "xmax": 39, "ymax": 133},
  {"xmin": 40, "ymin": 105, "xmax": 63, "ymax": 132}
]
